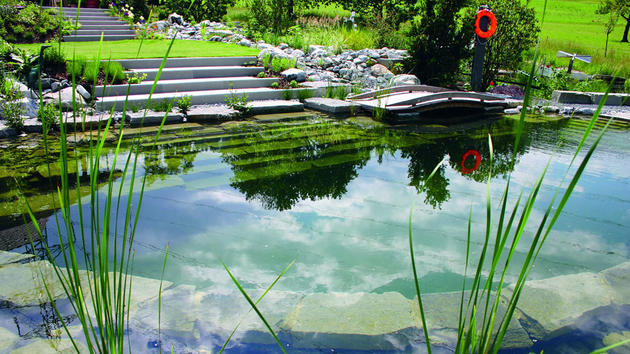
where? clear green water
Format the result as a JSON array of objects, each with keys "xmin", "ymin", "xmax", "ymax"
[{"xmin": 2, "ymin": 114, "xmax": 629, "ymax": 298}]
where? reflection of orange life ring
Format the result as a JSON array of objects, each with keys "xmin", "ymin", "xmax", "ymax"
[
  {"xmin": 461, "ymin": 150, "xmax": 481, "ymax": 174},
  {"xmin": 475, "ymin": 9, "xmax": 497, "ymax": 39}
]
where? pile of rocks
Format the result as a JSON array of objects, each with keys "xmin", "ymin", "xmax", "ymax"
[{"xmin": 139, "ymin": 13, "xmax": 416, "ymax": 90}]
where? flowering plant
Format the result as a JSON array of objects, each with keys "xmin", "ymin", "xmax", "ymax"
[{"xmin": 108, "ymin": 0, "xmax": 138, "ymax": 25}]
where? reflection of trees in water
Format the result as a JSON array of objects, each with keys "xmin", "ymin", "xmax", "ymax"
[{"xmin": 143, "ymin": 143, "xmax": 200, "ymax": 184}]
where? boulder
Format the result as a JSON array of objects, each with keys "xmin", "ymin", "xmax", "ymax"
[
  {"xmin": 280, "ymin": 68, "xmax": 307, "ymax": 83},
  {"xmin": 370, "ymin": 64, "xmax": 393, "ymax": 77},
  {"xmin": 389, "ymin": 74, "xmax": 421, "ymax": 86},
  {"xmin": 76, "ymin": 85, "xmax": 91, "ymax": 101},
  {"xmin": 167, "ymin": 12, "xmax": 184, "ymax": 26},
  {"xmin": 49, "ymin": 87, "xmax": 87, "ymax": 112},
  {"xmin": 237, "ymin": 38, "xmax": 253, "ymax": 47}
]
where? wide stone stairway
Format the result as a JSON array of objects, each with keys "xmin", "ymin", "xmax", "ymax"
[
  {"xmin": 44, "ymin": 6, "xmax": 135, "ymax": 42},
  {"xmin": 95, "ymin": 56, "xmax": 299, "ymax": 112}
]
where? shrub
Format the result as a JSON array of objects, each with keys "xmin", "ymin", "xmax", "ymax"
[
  {"xmin": 2, "ymin": 101, "xmax": 24, "ymax": 131},
  {"xmin": 67, "ymin": 58, "xmax": 86, "ymax": 80},
  {"xmin": 127, "ymin": 72, "xmax": 147, "ymax": 84},
  {"xmin": 406, "ymin": 0, "xmax": 473, "ymax": 86},
  {"xmin": 271, "ymin": 81, "xmax": 279, "ymax": 89},
  {"xmin": 225, "ymin": 92, "xmax": 251, "ymax": 115},
  {"xmin": 296, "ymin": 89, "xmax": 313, "ymax": 101},
  {"xmin": 82, "ymin": 61, "xmax": 100, "ymax": 83},
  {"xmin": 282, "ymin": 89, "xmax": 293, "ymax": 100},
  {"xmin": 151, "ymin": 99, "xmax": 173, "ymax": 112},
  {"xmin": 0, "ymin": 77, "xmax": 22, "ymax": 101},
  {"xmin": 257, "ymin": 71, "xmax": 266, "ymax": 78},
  {"xmin": 101, "ymin": 61, "xmax": 125, "ymax": 85},
  {"xmin": 164, "ymin": 0, "xmax": 234, "ymax": 22},
  {"xmin": 37, "ymin": 103, "xmax": 59, "ymax": 127},
  {"xmin": 177, "ymin": 95, "xmax": 192, "ymax": 114},
  {"xmin": 289, "ymin": 80, "xmax": 298, "ymax": 88},
  {"xmin": 42, "ymin": 46, "xmax": 67, "ymax": 76},
  {"xmin": 249, "ymin": 0, "xmax": 293, "ymax": 34},
  {"xmin": 261, "ymin": 54, "xmax": 271, "ymax": 70}
]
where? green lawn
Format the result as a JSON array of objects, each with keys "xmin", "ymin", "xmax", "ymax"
[
  {"xmin": 16, "ymin": 39, "xmax": 260, "ymax": 59},
  {"xmin": 528, "ymin": 0, "xmax": 630, "ymax": 76}
]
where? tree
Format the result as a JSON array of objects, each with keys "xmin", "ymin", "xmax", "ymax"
[
  {"xmin": 406, "ymin": 0, "xmax": 474, "ymax": 86},
  {"xmin": 597, "ymin": 0, "xmax": 630, "ymax": 43},
  {"xmin": 466, "ymin": 0, "xmax": 540, "ymax": 90}
]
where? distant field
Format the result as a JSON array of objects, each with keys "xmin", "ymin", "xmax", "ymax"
[
  {"xmin": 528, "ymin": 0, "xmax": 630, "ymax": 76},
  {"xmin": 16, "ymin": 39, "xmax": 260, "ymax": 60}
]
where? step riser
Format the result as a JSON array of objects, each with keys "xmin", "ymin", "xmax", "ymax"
[
  {"xmin": 65, "ymin": 35, "xmax": 135, "ymax": 42},
  {"xmin": 74, "ymin": 30, "xmax": 135, "ymax": 35},
  {"xmin": 95, "ymin": 78, "xmax": 279, "ymax": 97},
  {"xmin": 73, "ymin": 20, "xmax": 129, "ymax": 25},
  {"xmin": 44, "ymin": 8, "xmax": 109, "ymax": 14},
  {"xmin": 78, "ymin": 25, "xmax": 132, "ymax": 30},
  {"xmin": 62, "ymin": 15, "xmax": 115, "ymax": 20},
  {"xmin": 131, "ymin": 67, "xmax": 264, "ymax": 80},
  {"xmin": 97, "ymin": 88, "xmax": 326, "ymax": 111},
  {"xmin": 116, "ymin": 57, "xmax": 257, "ymax": 69}
]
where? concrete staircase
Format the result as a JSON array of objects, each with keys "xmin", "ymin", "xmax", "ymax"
[
  {"xmin": 95, "ymin": 57, "xmax": 322, "ymax": 112},
  {"xmin": 44, "ymin": 7, "xmax": 135, "ymax": 42}
]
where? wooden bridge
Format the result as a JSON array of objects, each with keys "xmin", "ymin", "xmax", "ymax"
[{"xmin": 347, "ymin": 85, "xmax": 508, "ymax": 122}]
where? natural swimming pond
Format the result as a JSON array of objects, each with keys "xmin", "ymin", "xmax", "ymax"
[{"xmin": 0, "ymin": 113, "xmax": 629, "ymax": 352}]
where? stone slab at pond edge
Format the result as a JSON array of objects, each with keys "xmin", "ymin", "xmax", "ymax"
[
  {"xmin": 303, "ymin": 97, "xmax": 358, "ymax": 114},
  {"xmin": 552, "ymin": 90, "xmax": 630, "ymax": 106}
]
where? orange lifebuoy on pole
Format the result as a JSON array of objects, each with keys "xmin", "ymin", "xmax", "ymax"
[
  {"xmin": 461, "ymin": 150, "xmax": 482, "ymax": 174},
  {"xmin": 474, "ymin": 9, "xmax": 497, "ymax": 39}
]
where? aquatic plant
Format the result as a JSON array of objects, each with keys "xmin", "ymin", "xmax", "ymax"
[
  {"xmin": 408, "ymin": 1, "xmax": 620, "ymax": 352},
  {"xmin": 176, "ymin": 95, "xmax": 192, "ymax": 115}
]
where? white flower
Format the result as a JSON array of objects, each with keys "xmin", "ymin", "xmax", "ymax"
[{"xmin": 130, "ymin": 6, "xmax": 133, "ymax": 10}]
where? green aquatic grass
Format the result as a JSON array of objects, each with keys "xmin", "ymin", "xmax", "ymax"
[{"xmin": 15, "ymin": 39, "xmax": 259, "ymax": 60}]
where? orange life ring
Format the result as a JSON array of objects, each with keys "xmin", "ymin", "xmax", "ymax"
[
  {"xmin": 461, "ymin": 150, "xmax": 481, "ymax": 174},
  {"xmin": 474, "ymin": 9, "xmax": 497, "ymax": 39}
]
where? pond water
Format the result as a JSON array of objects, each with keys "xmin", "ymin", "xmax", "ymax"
[{"xmin": 1, "ymin": 113, "xmax": 629, "ymax": 352}]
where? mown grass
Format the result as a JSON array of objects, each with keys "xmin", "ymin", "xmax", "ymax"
[
  {"xmin": 16, "ymin": 39, "xmax": 259, "ymax": 59},
  {"xmin": 529, "ymin": 0, "xmax": 630, "ymax": 77}
]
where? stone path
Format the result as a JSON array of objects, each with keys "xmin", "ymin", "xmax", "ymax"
[
  {"xmin": 0, "ymin": 249, "xmax": 628, "ymax": 352},
  {"xmin": 44, "ymin": 6, "xmax": 135, "ymax": 42}
]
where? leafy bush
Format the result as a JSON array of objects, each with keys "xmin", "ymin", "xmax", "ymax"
[
  {"xmin": 101, "ymin": 61, "xmax": 125, "ymax": 85},
  {"xmin": 164, "ymin": 0, "xmax": 234, "ymax": 22},
  {"xmin": 296, "ymin": 88, "xmax": 313, "ymax": 101},
  {"xmin": 224, "ymin": 92, "xmax": 251, "ymax": 115},
  {"xmin": 257, "ymin": 71, "xmax": 266, "ymax": 78},
  {"xmin": 42, "ymin": 46, "xmax": 67, "ymax": 76},
  {"xmin": 289, "ymin": 79, "xmax": 298, "ymax": 88},
  {"xmin": 0, "ymin": 77, "xmax": 22, "ymax": 101},
  {"xmin": 126, "ymin": 72, "xmax": 147, "ymax": 84},
  {"xmin": 270, "ymin": 57, "xmax": 296, "ymax": 73},
  {"xmin": 82, "ymin": 61, "xmax": 100, "ymax": 83},
  {"xmin": 1, "ymin": 101, "xmax": 24, "ymax": 131},
  {"xmin": 249, "ymin": 0, "xmax": 293, "ymax": 34},
  {"xmin": 151, "ymin": 99, "xmax": 173, "ymax": 112},
  {"xmin": 37, "ymin": 103, "xmax": 59, "ymax": 127},
  {"xmin": 406, "ymin": 0, "xmax": 473, "ymax": 86},
  {"xmin": 0, "ymin": 4, "xmax": 66, "ymax": 43},
  {"xmin": 271, "ymin": 81, "xmax": 279, "ymax": 88},
  {"xmin": 464, "ymin": 0, "xmax": 540, "ymax": 90},
  {"xmin": 177, "ymin": 95, "xmax": 192, "ymax": 114}
]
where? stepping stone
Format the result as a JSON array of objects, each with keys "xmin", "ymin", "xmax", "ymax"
[
  {"xmin": 303, "ymin": 97, "xmax": 357, "ymax": 114},
  {"xmin": 600, "ymin": 261, "xmax": 630, "ymax": 303},
  {"xmin": 0, "ymin": 251, "xmax": 34, "ymax": 266},
  {"xmin": 249, "ymin": 100, "xmax": 304, "ymax": 115}
]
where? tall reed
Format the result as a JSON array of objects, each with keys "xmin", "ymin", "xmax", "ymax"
[{"xmin": 408, "ymin": 1, "xmax": 619, "ymax": 352}]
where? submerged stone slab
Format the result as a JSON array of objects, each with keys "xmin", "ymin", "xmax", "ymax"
[
  {"xmin": 11, "ymin": 337, "xmax": 87, "ymax": 353},
  {"xmin": 590, "ymin": 93, "xmax": 630, "ymax": 106},
  {"xmin": 0, "ymin": 326, "xmax": 18, "ymax": 352},
  {"xmin": 412, "ymin": 291, "xmax": 532, "ymax": 350},
  {"xmin": 603, "ymin": 331, "xmax": 630, "ymax": 354},
  {"xmin": 551, "ymin": 90, "xmax": 592, "ymax": 104},
  {"xmin": 506, "ymin": 272, "xmax": 618, "ymax": 341},
  {"xmin": 249, "ymin": 100, "xmax": 304, "ymax": 115},
  {"xmin": 127, "ymin": 111, "xmax": 183, "ymax": 127},
  {"xmin": 0, "ymin": 251, "xmax": 34, "ymax": 266},
  {"xmin": 281, "ymin": 292, "xmax": 418, "ymax": 351},
  {"xmin": 0, "ymin": 260, "xmax": 78, "ymax": 306},
  {"xmin": 303, "ymin": 97, "xmax": 357, "ymax": 114},
  {"xmin": 600, "ymin": 261, "xmax": 630, "ymax": 303},
  {"xmin": 187, "ymin": 106, "xmax": 238, "ymax": 123}
]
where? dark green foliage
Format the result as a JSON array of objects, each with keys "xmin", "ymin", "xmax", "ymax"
[
  {"xmin": 225, "ymin": 92, "xmax": 251, "ymax": 115},
  {"xmin": 465, "ymin": 0, "xmax": 540, "ymax": 90},
  {"xmin": 249, "ymin": 0, "xmax": 293, "ymax": 34},
  {"xmin": 67, "ymin": 58, "xmax": 86, "ymax": 80},
  {"xmin": 42, "ymin": 46, "xmax": 66, "ymax": 76},
  {"xmin": 2, "ymin": 101, "xmax": 24, "ymax": 130},
  {"xmin": 101, "ymin": 61, "xmax": 125, "ymax": 85},
  {"xmin": 597, "ymin": 0, "xmax": 630, "ymax": 42},
  {"xmin": 296, "ymin": 88, "xmax": 313, "ymax": 101},
  {"xmin": 82, "ymin": 61, "xmax": 100, "ymax": 83},
  {"xmin": 151, "ymin": 99, "xmax": 173, "ymax": 112},
  {"xmin": 406, "ymin": 0, "xmax": 473, "ymax": 86},
  {"xmin": 177, "ymin": 95, "xmax": 192, "ymax": 114},
  {"xmin": 164, "ymin": 0, "xmax": 234, "ymax": 22},
  {"xmin": 0, "ymin": 4, "xmax": 65, "ymax": 43},
  {"xmin": 282, "ymin": 89, "xmax": 293, "ymax": 100},
  {"xmin": 37, "ymin": 103, "xmax": 59, "ymax": 127}
]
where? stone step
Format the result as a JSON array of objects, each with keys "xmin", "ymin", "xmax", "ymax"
[
  {"xmin": 114, "ymin": 56, "xmax": 257, "ymax": 69},
  {"xmin": 74, "ymin": 29, "xmax": 135, "ymax": 36},
  {"xmin": 96, "ymin": 87, "xmax": 324, "ymax": 111},
  {"xmin": 72, "ymin": 19, "xmax": 129, "ymax": 26},
  {"xmin": 43, "ymin": 7, "xmax": 109, "ymax": 14},
  {"xmin": 65, "ymin": 34, "xmax": 136, "ymax": 42},
  {"xmin": 78, "ymin": 24, "xmax": 132, "ymax": 30},
  {"xmin": 127, "ymin": 66, "xmax": 264, "ymax": 81},
  {"xmin": 63, "ymin": 14, "xmax": 115, "ymax": 20},
  {"xmin": 94, "ymin": 77, "xmax": 279, "ymax": 97}
]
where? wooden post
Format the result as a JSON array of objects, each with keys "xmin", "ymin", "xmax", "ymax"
[{"xmin": 471, "ymin": 38, "xmax": 486, "ymax": 92}]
